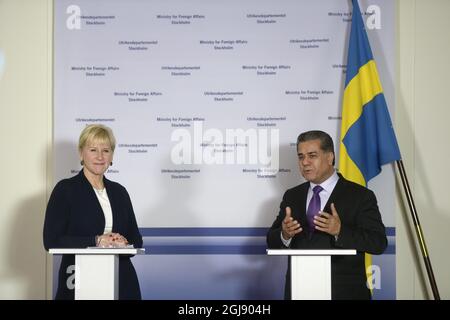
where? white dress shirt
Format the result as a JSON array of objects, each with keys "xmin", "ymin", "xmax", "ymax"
[{"xmin": 93, "ymin": 188, "xmax": 113, "ymax": 234}]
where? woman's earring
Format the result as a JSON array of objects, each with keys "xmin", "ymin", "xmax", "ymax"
[
  {"xmin": 80, "ymin": 160, "xmax": 84, "ymax": 166},
  {"xmin": 110, "ymin": 162, "xmax": 113, "ymax": 166}
]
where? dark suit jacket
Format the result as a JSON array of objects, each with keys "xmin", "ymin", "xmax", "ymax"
[
  {"xmin": 267, "ymin": 174, "xmax": 387, "ymax": 300},
  {"xmin": 43, "ymin": 171, "xmax": 143, "ymax": 300}
]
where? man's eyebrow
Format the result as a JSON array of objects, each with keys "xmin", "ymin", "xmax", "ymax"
[{"xmin": 297, "ymin": 151, "xmax": 318, "ymax": 156}]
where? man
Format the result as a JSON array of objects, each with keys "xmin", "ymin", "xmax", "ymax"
[{"xmin": 267, "ymin": 130, "xmax": 387, "ymax": 300}]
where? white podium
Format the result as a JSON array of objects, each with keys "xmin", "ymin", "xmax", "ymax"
[
  {"xmin": 267, "ymin": 249, "xmax": 356, "ymax": 300},
  {"xmin": 49, "ymin": 248, "xmax": 145, "ymax": 300}
]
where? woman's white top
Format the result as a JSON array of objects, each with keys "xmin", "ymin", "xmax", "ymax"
[{"xmin": 93, "ymin": 188, "xmax": 113, "ymax": 234}]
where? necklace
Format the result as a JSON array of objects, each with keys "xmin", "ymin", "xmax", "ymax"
[{"xmin": 94, "ymin": 187, "xmax": 105, "ymax": 195}]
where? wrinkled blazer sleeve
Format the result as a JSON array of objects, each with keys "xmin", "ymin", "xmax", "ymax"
[
  {"xmin": 43, "ymin": 181, "xmax": 96, "ymax": 250},
  {"xmin": 121, "ymin": 188, "xmax": 143, "ymax": 248},
  {"xmin": 334, "ymin": 189, "xmax": 387, "ymax": 255},
  {"xmin": 267, "ymin": 191, "xmax": 290, "ymax": 249}
]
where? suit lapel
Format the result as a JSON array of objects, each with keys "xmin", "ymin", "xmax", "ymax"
[
  {"xmin": 296, "ymin": 182, "xmax": 309, "ymax": 226},
  {"xmin": 78, "ymin": 170, "xmax": 106, "ymax": 232},
  {"xmin": 323, "ymin": 175, "xmax": 346, "ymax": 213}
]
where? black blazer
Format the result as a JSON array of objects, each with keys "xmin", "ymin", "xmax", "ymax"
[
  {"xmin": 267, "ymin": 174, "xmax": 387, "ymax": 300},
  {"xmin": 43, "ymin": 171, "xmax": 143, "ymax": 300}
]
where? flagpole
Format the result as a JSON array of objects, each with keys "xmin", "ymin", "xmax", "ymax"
[{"xmin": 396, "ymin": 160, "xmax": 440, "ymax": 300}]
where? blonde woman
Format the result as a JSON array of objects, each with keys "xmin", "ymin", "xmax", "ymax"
[{"xmin": 43, "ymin": 124, "xmax": 143, "ymax": 299}]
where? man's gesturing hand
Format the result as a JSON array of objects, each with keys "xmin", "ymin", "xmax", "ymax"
[
  {"xmin": 282, "ymin": 207, "xmax": 302, "ymax": 240},
  {"xmin": 313, "ymin": 203, "xmax": 341, "ymax": 236}
]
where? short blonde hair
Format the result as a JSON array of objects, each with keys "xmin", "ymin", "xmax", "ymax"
[{"xmin": 78, "ymin": 124, "xmax": 116, "ymax": 152}]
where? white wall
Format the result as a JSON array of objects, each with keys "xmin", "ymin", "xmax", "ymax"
[
  {"xmin": 396, "ymin": 0, "xmax": 450, "ymax": 299},
  {"xmin": 0, "ymin": 0, "xmax": 448, "ymax": 299},
  {"xmin": 0, "ymin": 0, "xmax": 52, "ymax": 299}
]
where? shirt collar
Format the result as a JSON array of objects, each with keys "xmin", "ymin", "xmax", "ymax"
[{"xmin": 309, "ymin": 170, "xmax": 339, "ymax": 193}]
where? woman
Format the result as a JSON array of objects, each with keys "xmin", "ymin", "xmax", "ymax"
[{"xmin": 43, "ymin": 124, "xmax": 143, "ymax": 299}]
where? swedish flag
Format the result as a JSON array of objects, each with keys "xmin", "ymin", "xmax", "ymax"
[
  {"xmin": 338, "ymin": 0, "xmax": 401, "ymax": 294},
  {"xmin": 339, "ymin": 0, "xmax": 401, "ymax": 187}
]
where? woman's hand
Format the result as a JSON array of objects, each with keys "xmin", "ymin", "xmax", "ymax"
[{"xmin": 96, "ymin": 232, "xmax": 129, "ymax": 248}]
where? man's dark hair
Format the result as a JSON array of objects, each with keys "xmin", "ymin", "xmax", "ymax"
[{"xmin": 297, "ymin": 130, "xmax": 335, "ymax": 165}]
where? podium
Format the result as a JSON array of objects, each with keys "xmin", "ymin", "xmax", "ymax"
[
  {"xmin": 49, "ymin": 248, "xmax": 145, "ymax": 300},
  {"xmin": 267, "ymin": 249, "xmax": 356, "ymax": 300}
]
